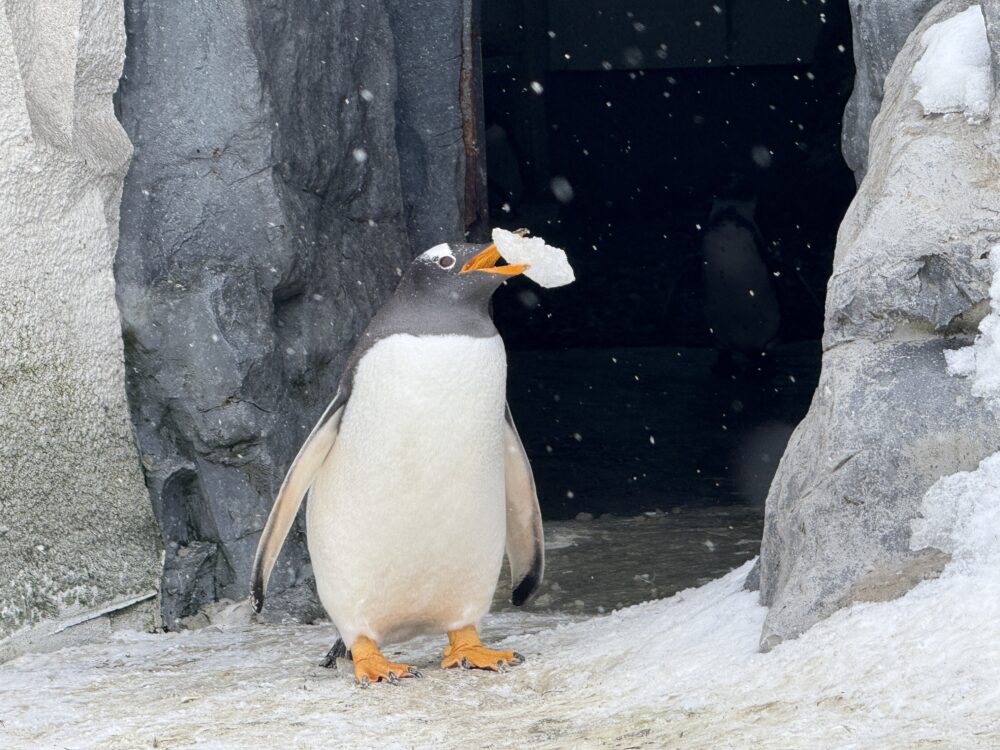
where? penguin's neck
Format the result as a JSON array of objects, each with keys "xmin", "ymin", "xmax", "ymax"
[{"xmin": 370, "ymin": 287, "xmax": 498, "ymax": 341}]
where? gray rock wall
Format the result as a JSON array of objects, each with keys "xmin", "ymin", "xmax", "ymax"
[
  {"xmin": 984, "ymin": 0, "xmax": 1000, "ymax": 76},
  {"xmin": 116, "ymin": 0, "xmax": 476, "ymax": 626},
  {"xmin": 842, "ymin": 0, "xmax": 939, "ymax": 180},
  {"xmin": 385, "ymin": 0, "xmax": 479, "ymax": 250},
  {"xmin": 759, "ymin": 0, "xmax": 1000, "ymax": 649},
  {"xmin": 0, "ymin": 0, "xmax": 161, "ymax": 658}
]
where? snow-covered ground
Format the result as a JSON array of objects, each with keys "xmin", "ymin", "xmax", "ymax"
[
  {"xmin": 2, "ymin": 556, "xmax": 999, "ymax": 749},
  {"xmin": 3, "ymin": 497, "xmax": 999, "ymax": 748}
]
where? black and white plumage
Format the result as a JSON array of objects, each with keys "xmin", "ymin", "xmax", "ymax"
[{"xmin": 250, "ymin": 241, "xmax": 544, "ymax": 655}]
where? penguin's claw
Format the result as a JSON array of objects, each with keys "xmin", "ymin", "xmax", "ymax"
[
  {"xmin": 441, "ymin": 645, "xmax": 522, "ymax": 671},
  {"xmin": 353, "ymin": 656, "xmax": 418, "ymax": 685},
  {"xmin": 350, "ymin": 636, "xmax": 418, "ymax": 685},
  {"xmin": 353, "ymin": 656, "xmax": 417, "ymax": 685},
  {"xmin": 440, "ymin": 625, "xmax": 524, "ymax": 672}
]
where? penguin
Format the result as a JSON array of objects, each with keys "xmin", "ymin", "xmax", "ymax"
[
  {"xmin": 250, "ymin": 240, "xmax": 545, "ymax": 685},
  {"xmin": 701, "ymin": 186, "xmax": 781, "ymax": 377}
]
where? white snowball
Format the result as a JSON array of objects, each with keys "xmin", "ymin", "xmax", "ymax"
[{"xmin": 492, "ymin": 228, "xmax": 575, "ymax": 288}]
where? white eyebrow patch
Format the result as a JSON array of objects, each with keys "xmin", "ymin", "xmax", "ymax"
[{"xmin": 420, "ymin": 243, "xmax": 454, "ymax": 262}]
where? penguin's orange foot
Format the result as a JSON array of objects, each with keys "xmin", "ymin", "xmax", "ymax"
[
  {"xmin": 440, "ymin": 625, "xmax": 524, "ymax": 672},
  {"xmin": 350, "ymin": 636, "xmax": 422, "ymax": 686}
]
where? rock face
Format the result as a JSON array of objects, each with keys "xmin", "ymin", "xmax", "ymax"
[
  {"xmin": 759, "ymin": 0, "xmax": 1000, "ymax": 650},
  {"xmin": 984, "ymin": 0, "xmax": 1000, "ymax": 75},
  {"xmin": 0, "ymin": 1, "xmax": 161, "ymax": 658},
  {"xmin": 385, "ymin": 0, "xmax": 488, "ymax": 249},
  {"xmin": 842, "ymin": 0, "xmax": 940, "ymax": 180},
  {"xmin": 116, "ymin": 0, "xmax": 476, "ymax": 626}
]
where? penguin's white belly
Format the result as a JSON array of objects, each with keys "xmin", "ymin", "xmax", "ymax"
[{"xmin": 307, "ymin": 333, "xmax": 508, "ymax": 646}]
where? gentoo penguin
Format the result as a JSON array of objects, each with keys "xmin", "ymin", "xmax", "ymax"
[
  {"xmin": 250, "ymin": 241, "xmax": 544, "ymax": 684},
  {"xmin": 701, "ymin": 189, "xmax": 780, "ymax": 376}
]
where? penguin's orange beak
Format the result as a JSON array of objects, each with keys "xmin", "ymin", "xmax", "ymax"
[{"xmin": 460, "ymin": 244, "xmax": 528, "ymax": 276}]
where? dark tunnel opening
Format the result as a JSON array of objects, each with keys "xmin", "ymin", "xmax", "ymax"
[{"xmin": 483, "ymin": 0, "xmax": 857, "ymax": 526}]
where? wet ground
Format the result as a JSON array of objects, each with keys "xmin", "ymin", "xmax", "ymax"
[{"xmin": 495, "ymin": 506, "xmax": 762, "ymax": 614}]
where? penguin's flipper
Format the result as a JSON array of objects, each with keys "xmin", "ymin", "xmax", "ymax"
[
  {"xmin": 503, "ymin": 404, "xmax": 544, "ymax": 605},
  {"xmin": 249, "ymin": 391, "xmax": 348, "ymax": 613}
]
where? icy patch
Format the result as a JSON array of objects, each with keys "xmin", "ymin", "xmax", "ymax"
[
  {"xmin": 492, "ymin": 228, "xmax": 575, "ymax": 288},
  {"xmin": 912, "ymin": 5, "xmax": 993, "ymax": 120},
  {"xmin": 911, "ymin": 453, "xmax": 1000, "ymax": 572},
  {"xmin": 946, "ymin": 245, "xmax": 1000, "ymax": 404}
]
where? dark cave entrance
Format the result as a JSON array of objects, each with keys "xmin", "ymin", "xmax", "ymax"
[{"xmin": 481, "ymin": 1, "xmax": 856, "ymax": 536}]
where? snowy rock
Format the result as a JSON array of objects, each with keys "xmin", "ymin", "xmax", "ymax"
[
  {"xmin": 116, "ymin": 0, "xmax": 414, "ymax": 627},
  {"xmin": 842, "ymin": 0, "xmax": 940, "ymax": 180},
  {"xmin": 982, "ymin": 0, "xmax": 1000, "ymax": 84},
  {"xmin": 759, "ymin": 341, "xmax": 999, "ymax": 649},
  {"xmin": 0, "ymin": 1, "xmax": 160, "ymax": 660},
  {"xmin": 946, "ymin": 245, "xmax": 1000, "ymax": 401},
  {"xmin": 838, "ymin": 547, "xmax": 952, "ymax": 605},
  {"xmin": 911, "ymin": 451, "xmax": 1000, "ymax": 569},
  {"xmin": 759, "ymin": 0, "xmax": 1000, "ymax": 650},
  {"xmin": 912, "ymin": 6, "xmax": 993, "ymax": 119},
  {"xmin": 826, "ymin": 1, "xmax": 998, "ymax": 348}
]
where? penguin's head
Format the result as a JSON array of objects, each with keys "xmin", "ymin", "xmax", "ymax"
[
  {"xmin": 364, "ymin": 240, "xmax": 528, "ymax": 340},
  {"xmin": 403, "ymin": 241, "xmax": 528, "ymax": 308}
]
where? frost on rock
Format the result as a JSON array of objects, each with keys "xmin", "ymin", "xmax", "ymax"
[
  {"xmin": 946, "ymin": 245, "xmax": 1000, "ymax": 403},
  {"xmin": 911, "ymin": 453, "xmax": 1000, "ymax": 570},
  {"xmin": 911, "ymin": 5, "xmax": 993, "ymax": 120},
  {"xmin": 492, "ymin": 228, "xmax": 576, "ymax": 288}
]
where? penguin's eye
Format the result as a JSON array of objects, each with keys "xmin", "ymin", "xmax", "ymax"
[{"xmin": 438, "ymin": 255, "xmax": 456, "ymax": 269}]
